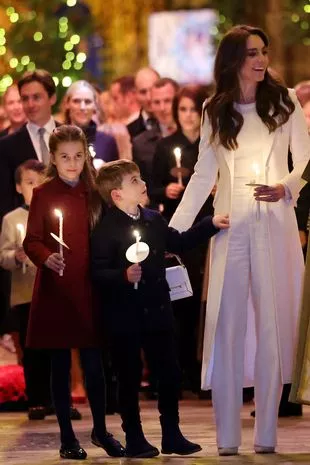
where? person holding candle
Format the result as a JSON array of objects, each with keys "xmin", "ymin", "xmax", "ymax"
[
  {"xmin": 0, "ymin": 160, "xmax": 54, "ymax": 420},
  {"xmin": 90, "ymin": 159, "xmax": 229, "ymax": 458},
  {"xmin": 23, "ymin": 125, "xmax": 125, "ymax": 460},
  {"xmin": 151, "ymin": 85, "xmax": 215, "ymax": 394},
  {"xmin": 169, "ymin": 25, "xmax": 310, "ymax": 455}
]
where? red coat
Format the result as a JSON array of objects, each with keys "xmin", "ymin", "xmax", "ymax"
[{"xmin": 24, "ymin": 177, "xmax": 100, "ymax": 349}]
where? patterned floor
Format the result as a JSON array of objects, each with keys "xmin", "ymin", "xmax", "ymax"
[{"xmin": 0, "ymin": 400, "xmax": 310, "ymax": 464}]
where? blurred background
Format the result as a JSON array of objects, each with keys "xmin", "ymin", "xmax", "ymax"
[{"xmin": 0, "ymin": 0, "xmax": 309, "ymax": 96}]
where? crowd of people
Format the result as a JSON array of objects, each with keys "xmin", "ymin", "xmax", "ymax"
[{"xmin": 0, "ymin": 23, "xmax": 309, "ymax": 460}]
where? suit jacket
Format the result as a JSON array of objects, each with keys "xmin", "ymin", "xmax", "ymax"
[
  {"xmin": 90, "ymin": 205, "xmax": 218, "ymax": 334},
  {"xmin": 82, "ymin": 120, "xmax": 119, "ymax": 162},
  {"xmin": 132, "ymin": 127, "xmax": 162, "ymax": 192},
  {"xmin": 0, "ymin": 122, "xmax": 59, "ymax": 221},
  {"xmin": 23, "ymin": 177, "xmax": 100, "ymax": 349},
  {"xmin": 127, "ymin": 113, "xmax": 146, "ymax": 140}
]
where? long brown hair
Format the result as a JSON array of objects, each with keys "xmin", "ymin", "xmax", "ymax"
[
  {"xmin": 206, "ymin": 25, "xmax": 295, "ymax": 150},
  {"xmin": 47, "ymin": 124, "xmax": 102, "ymax": 229}
]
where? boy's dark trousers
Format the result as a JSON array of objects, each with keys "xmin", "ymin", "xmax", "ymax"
[
  {"xmin": 15, "ymin": 303, "xmax": 52, "ymax": 408},
  {"xmin": 110, "ymin": 329, "xmax": 181, "ymax": 434}
]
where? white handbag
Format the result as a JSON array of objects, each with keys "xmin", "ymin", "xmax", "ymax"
[{"xmin": 165, "ymin": 255, "xmax": 193, "ymax": 301}]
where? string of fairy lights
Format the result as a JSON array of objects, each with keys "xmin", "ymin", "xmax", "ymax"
[
  {"xmin": 0, "ymin": 0, "xmax": 310, "ymax": 95},
  {"xmin": 0, "ymin": 0, "xmax": 89, "ymax": 94}
]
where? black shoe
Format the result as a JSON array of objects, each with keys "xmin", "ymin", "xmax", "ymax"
[
  {"xmin": 162, "ymin": 435, "xmax": 201, "ymax": 455},
  {"xmin": 60, "ymin": 444, "xmax": 87, "ymax": 460},
  {"xmin": 125, "ymin": 433, "xmax": 159, "ymax": 458},
  {"xmin": 28, "ymin": 406, "xmax": 46, "ymax": 420},
  {"xmin": 161, "ymin": 422, "xmax": 201, "ymax": 455},
  {"xmin": 70, "ymin": 407, "xmax": 82, "ymax": 420},
  {"xmin": 91, "ymin": 430, "xmax": 125, "ymax": 457}
]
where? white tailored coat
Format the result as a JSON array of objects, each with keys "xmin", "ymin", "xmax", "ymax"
[{"xmin": 169, "ymin": 89, "xmax": 310, "ymax": 389}]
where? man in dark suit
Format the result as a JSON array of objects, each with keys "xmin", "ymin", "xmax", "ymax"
[
  {"xmin": 127, "ymin": 67, "xmax": 160, "ymax": 139},
  {"xmin": 0, "ymin": 69, "xmax": 57, "ymax": 220},
  {"xmin": 132, "ymin": 78, "xmax": 179, "ymax": 198}
]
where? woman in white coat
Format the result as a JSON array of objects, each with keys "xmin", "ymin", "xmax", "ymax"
[{"xmin": 169, "ymin": 25, "xmax": 310, "ymax": 456}]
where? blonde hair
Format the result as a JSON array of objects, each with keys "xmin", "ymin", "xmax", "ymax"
[
  {"xmin": 64, "ymin": 80, "xmax": 98, "ymax": 124},
  {"xmin": 96, "ymin": 159, "xmax": 140, "ymax": 205},
  {"xmin": 47, "ymin": 124, "xmax": 102, "ymax": 229}
]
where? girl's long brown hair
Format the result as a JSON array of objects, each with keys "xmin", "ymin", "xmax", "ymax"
[
  {"xmin": 47, "ymin": 124, "xmax": 102, "ymax": 229},
  {"xmin": 206, "ymin": 25, "xmax": 295, "ymax": 150}
]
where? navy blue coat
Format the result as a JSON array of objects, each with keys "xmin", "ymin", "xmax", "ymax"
[{"xmin": 90, "ymin": 206, "xmax": 218, "ymax": 334}]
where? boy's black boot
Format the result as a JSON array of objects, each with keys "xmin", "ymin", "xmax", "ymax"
[
  {"xmin": 125, "ymin": 427, "xmax": 159, "ymax": 458},
  {"xmin": 60, "ymin": 441, "xmax": 87, "ymax": 460},
  {"xmin": 160, "ymin": 417, "xmax": 202, "ymax": 455},
  {"xmin": 91, "ymin": 429, "xmax": 125, "ymax": 457}
]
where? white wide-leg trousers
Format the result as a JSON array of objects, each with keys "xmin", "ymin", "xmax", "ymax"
[{"xmin": 211, "ymin": 184, "xmax": 282, "ymax": 448}]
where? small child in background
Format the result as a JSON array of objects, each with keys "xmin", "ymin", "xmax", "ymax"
[{"xmin": 0, "ymin": 159, "xmax": 52, "ymax": 419}]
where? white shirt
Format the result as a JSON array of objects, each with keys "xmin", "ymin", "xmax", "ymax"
[{"xmin": 26, "ymin": 118, "xmax": 56, "ymax": 162}]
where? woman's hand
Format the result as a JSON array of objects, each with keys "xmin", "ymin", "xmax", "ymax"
[
  {"xmin": 45, "ymin": 253, "xmax": 65, "ymax": 274},
  {"xmin": 165, "ymin": 183, "xmax": 185, "ymax": 199},
  {"xmin": 126, "ymin": 263, "xmax": 142, "ymax": 283},
  {"xmin": 213, "ymin": 214, "xmax": 230, "ymax": 229},
  {"xmin": 15, "ymin": 247, "xmax": 27, "ymax": 264},
  {"xmin": 254, "ymin": 183, "xmax": 285, "ymax": 202}
]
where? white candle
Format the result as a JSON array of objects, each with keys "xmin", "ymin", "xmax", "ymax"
[
  {"xmin": 133, "ymin": 229, "xmax": 141, "ymax": 290},
  {"xmin": 54, "ymin": 209, "xmax": 64, "ymax": 277},
  {"xmin": 173, "ymin": 147, "xmax": 183, "ymax": 186},
  {"xmin": 88, "ymin": 144, "xmax": 96, "ymax": 158},
  {"xmin": 16, "ymin": 223, "xmax": 26, "ymax": 274},
  {"xmin": 251, "ymin": 162, "xmax": 261, "ymax": 184}
]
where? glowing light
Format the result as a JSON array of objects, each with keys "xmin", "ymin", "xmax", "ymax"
[
  {"xmin": 219, "ymin": 15, "xmax": 226, "ymax": 23},
  {"xmin": 6, "ymin": 7, "xmax": 15, "ymax": 16},
  {"xmin": 291, "ymin": 13, "xmax": 300, "ymax": 22},
  {"xmin": 27, "ymin": 62, "xmax": 36, "ymax": 71},
  {"xmin": 16, "ymin": 64, "xmax": 24, "ymax": 72},
  {"xmin": 76, "ymin": 52, "xmax": 87, "ymax": 63},
  {"xmin": 0, "ymin": 46, "xmax": 6, "ymax": 55},
  {"xmin": 53, "ymin": 76, "xmax": 59, "ymax": 86},
  {"xmin": 301, "ymin": 21, "xmax": 309, "ymax": 29},
  {"xmin": 3, "ymin": 75, "xmax": 13, "ymax": 87},
  {"xmin": 0, "ymin": 28, "xmax": 5, "ymax": 36},
  {"xmin": 59, "ymin": 24, "xmax": 68, "ymax": 32},
  {"xmin": 62, "ymin": 60, "xmax": 71, "ymax": 70},
  {"xmin": 70, "ymin": 34, "xmax": 80, "ymax": 45},
  {"xmin": 62, "ymin": 76, "xmax": 72, "ymax": 87},
  {"xmin": 21, "ymin": 55, "xmax": 30, "ymax": 66},
  {"xmin": 67, "ymin": 0, "xmax": 77, "ymax": 6},
  {"xmin": 64, "ymin": 41, "xmax": 74, "ymax": 51},
  {"xmin": 10, "ymin": 13, "xmax": 19, "ymax": 23},
  {"xmin": 66, "ymin": 52, "xmax": 75, "ymax": 61},
  {"xmin": 0, "ymin": 37, "xmax": 6, "ymax": 46},
  {"xmin": 9, "ymin": 58, "xmax": 18, "ymax": 68},
  {"xmin": 305, "ymin": 5, "xmax": 310, "ymax": 13},
  {"xmin": 303, "ymin": 37, "xmax": 310, "ymax": 45},
  {"xmin": 74, "ymin": 62, "xmax": 83, "ymax": 70},
  {"xmin": 33, "ymin": 31, "xmax": 43, "ymax": 41},
  {"xmin": 59, "ymin": 16, "xmax": 68, "ymax": 25}
]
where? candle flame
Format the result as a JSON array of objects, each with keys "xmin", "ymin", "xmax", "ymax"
[
  {"xmin": 252, "ymin": 162, "xmax": 260, "ymax": 177},
  {"xmin": 173, "ymin": 147, "xmax": 181, "ymax": 160},
  {"xmin": 54, "ymin": 208, "xmax": 63, "ymax": 218},
  {"xmin": 16, "ymin": 223, "xmax": 25, "ymax": 234},
  {"xmin": 133, "ymin": 229, "xmax": 140, "ymax": 239}
]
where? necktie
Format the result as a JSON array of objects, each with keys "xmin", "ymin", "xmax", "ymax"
[{"xmin": 38, "ymin": 127, "xmax": 50, "ymax": 165}]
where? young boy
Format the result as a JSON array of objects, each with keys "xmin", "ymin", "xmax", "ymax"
[
  {"xmin": 91, "ymin": 160, "xmax": 229, "ymax": 458},
  {"xmin": 0, "ymin": 160, "xmax": 52, "ymax": 419}
]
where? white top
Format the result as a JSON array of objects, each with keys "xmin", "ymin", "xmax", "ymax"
[
  {"xmin": 234, "ymin": 102, "xmax": 267, "ymax": 183},
  {"xmin": 26, "ymin": 117, "xmax": 56, "ymax": 162}
]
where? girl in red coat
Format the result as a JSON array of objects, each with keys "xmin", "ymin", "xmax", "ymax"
[{"xmin": 24, "ymin": 125, "xmax": 124, "ymax": 460}]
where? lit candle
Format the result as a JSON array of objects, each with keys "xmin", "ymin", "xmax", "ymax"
[
  {"xmin": 133, "ymin": 229, "xmax": 141, "ymax": 290},
  {"xmin": 88, "ymin": 144, "xmax": 96, "ymax": 158},
  {"xmin": 16, "ymin": 223, "xmax": 26, "ymax": 274},
  {"xmin": 173, "ymin": 147, "xmax": 183, "ymax": 186},
  {"xmin": 54, "ymin": 209, "xmax": 64, "ymax": 277},
  {"xmin": 251, "ymin": 162, "xmax": 261, "ymax": 185}
]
